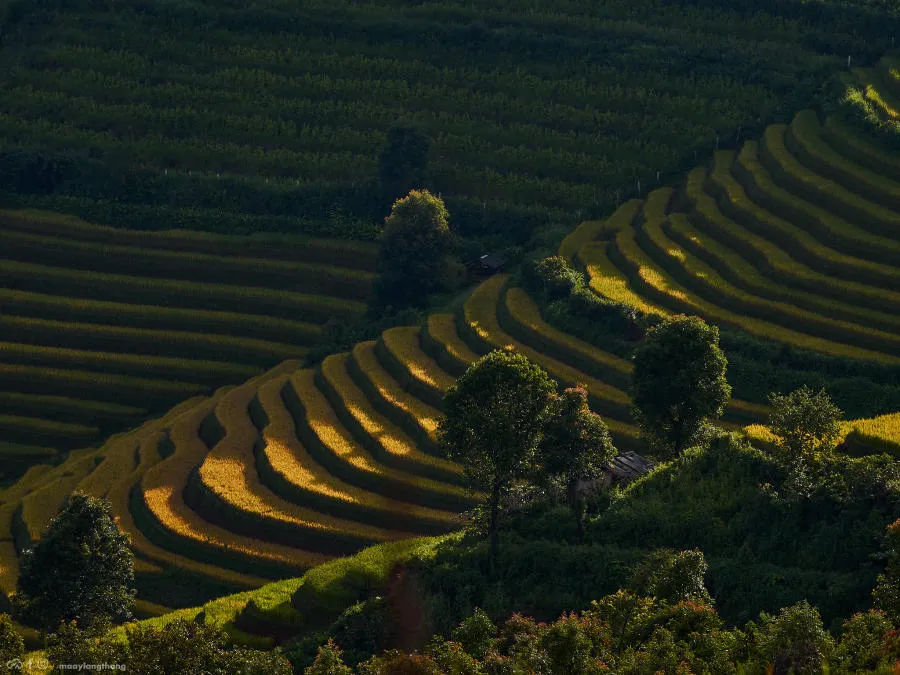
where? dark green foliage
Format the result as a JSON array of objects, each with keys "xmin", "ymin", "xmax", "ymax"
[
  {"xmin": 873, "ymin": 519, "xmax": 900, "ymax": 625},
  {"xmin": 538, "ymin": 385, "xmax": 616, "ymax": 539},
  {"xmin": 439, "ymin": 349, "xmax": 557, "ymax": 566},
  {"xmin": 285, "ymin": 595, "xmax": 398, "ymax": 671},
  {"xmin": 0, "ymin": 614, "xmax": 24, "ymax": 674},
  {"xmin": 833, "ymin": 610, "xmax": 893, "ymax": 673},
  {"xmin": 378, "ymin": 123, "xmax": 431, "ymax": 206},
  {"xmin": 451, "ymin": 608, "xmax": 496, "ymax": 660},
  {"xmin": 92, "ymin": 619, "xmax": 292, "ymax": 675},
  {"xmin": 373, "ymin": 189, "xmax": 457, "ymax": 310},
  {"xmin": 749, "ymin": 601, "xmax": 834, "ymax": 675},
  {"xmin": 631, "ymin": 315, "xmax": 731, "ymax": 457},
  {"xmin": 359, "ymin": 584, "xmax": 740, "ymax": 673},
  {"xmin": 524, "ymin": 255, "xmax": 584, "ymax": 303},
  {"xmin": 595, "ymin": 436, "xmax": 899, "ymax": 624},
  {"xmin": 768, "ymin": 385, "xmax": 843, "ymax": 460},
  {"xmin": 15, "ymin": 493, "xmax": 135, "ymax": 632},
  {"xmin": 46, "ymin": 619, "xmax": 126, "ymax": 674},
  {"xmin": 325, "ymin": 598, "xmax": 394, "ymax": 668},
  {"xmin": 408, "ymin": 435, "xmax": 899, "ymax": 631},
  {"xmin": 627, "ymin": 549, "xmax": 713, "ymax": 607},
  {"xmin": 304, "ymin": 639, "xmax": 352, "ymax": 675},
  {"xmin": 317, "ymin": 586, "xmax": 900, "ymax": 672}
]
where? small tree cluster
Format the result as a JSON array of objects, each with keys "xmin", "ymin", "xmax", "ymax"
[
  {"xmin": 538, "ymin": 385, "xmax": 617, "ymax": 540},
  {"xmin": 307, "ymin": 549, "xmax": 899, "ymax": 673},
  {"xmin": 439, "ymin": 350, "xmax": 616, "ymax": 569},
  {"xmin": 768, "ymin": 385, "xmax": 843, "ymax": 461},
  {"xmin": 47, "ymin": 618, "xmax": 292, "ymax": 675},
  {"xmin": 761, "ymin": 385, "xmax": 849, "ymax": 500}
]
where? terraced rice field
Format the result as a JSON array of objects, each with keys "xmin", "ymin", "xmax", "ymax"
[
  {"xmin": 2, "ymin": 0, "xmax": 886, "ymax": 240},
  {"xmin": 744, "ymin": 411, "xmax": 900, "ymax": 459},
  {"xmin": 0, "ymin": 209, "xmax": 376, "ymax": 480},
  {"xmin": 572, "ymin": 103, "xmax": 900, "ymax": 366},
  {"xmin": 0, "ymin": 257, "xmax": 776, "ymax": 608},
  {"xmin": 3, "ymin": 61, "xmax": 900, "ymax": 625}
]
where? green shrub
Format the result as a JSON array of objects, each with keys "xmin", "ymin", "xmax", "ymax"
[
  {"xmin": 0, "ymin": 615, "xmax": 24, "ymax": 674},
  {"xmin": 750, "ymin": 601, "xmax": 834, "ymax": 675}
]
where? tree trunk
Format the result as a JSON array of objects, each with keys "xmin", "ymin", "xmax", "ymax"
[
  {"xmin": 567, "ymin": 475, "xmax": 585, "ymax": 541},
  {"xmin": 672, "ymin": 417, "xmax": 685, "ymax": 456},
  {"xmin": 489, "ymin": 478, "xmax": 501, "ymax": 578}
]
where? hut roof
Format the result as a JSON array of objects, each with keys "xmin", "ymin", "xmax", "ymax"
[
  {"xmin": 478, "ymin": 253, "xmax": 506, "ymax": 270},
  {"xmin": 604, "ymin": 450, "xmax": 654, "ymax": 483}
]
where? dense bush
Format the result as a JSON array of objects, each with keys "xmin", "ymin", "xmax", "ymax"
[
  {"xmin": 0, "ymin": 615, "xmax": 23, "ymax": 674},
  {"xmin": 325, "ymin": 547, "xmax": 900, "ymax": 672},
  {"xmin": 401, "ymin": 433, "xmax": 899, "ymax": 632},
  {"xmin": 47, "ymin": 618, "xmax": 292, "ymax": 674}
]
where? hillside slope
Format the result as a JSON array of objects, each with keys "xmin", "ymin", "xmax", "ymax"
[
  {"xmin": 0, "ymin": 209, "xmax": 376, "ymax": 480},
  {"xmin": 3, "ymin": 75, "xmax": 900, "ymax": 628},
  {"xmin": 572, "ymin": 108, "xmax": 900, "ymax": 365},
  {"xmin": 0, "ymin": 0, "xmax": 896, "ymax": 238}
]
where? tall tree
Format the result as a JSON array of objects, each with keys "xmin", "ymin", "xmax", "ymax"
[
  {"xmin": 373, "ymin": 189, "xmax": 456, "ymax": 309},
  {"xmin": 631, "ymin": 315, "xmax": 731, "ymax": 458},
  {"xmin": 538, "ymin": 385, "xmax": 617, "ymax": 539},
  {"xmin": 438, "ymin": 349, "xmax": 557, "ymax": 570},
  {"xmin": 378, "ymin": 122, "xmax": 430, "ymax": 205},
  {"xmin": 14, "ymin": 493, "xmax": 135, "ymax": 632}
]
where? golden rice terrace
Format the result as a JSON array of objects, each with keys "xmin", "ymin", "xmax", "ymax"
[{"xmin": 1, "ymin": 61, "xmax": 900, "ymax": 627}]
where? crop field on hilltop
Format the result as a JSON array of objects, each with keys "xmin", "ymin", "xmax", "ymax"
[
  {"xmin": 566, "ymin": 64, "xmax": 900, "ymax": 420},
  {"xmin": 0, "ymin": 0, "xmax": 897, "ymax": 241},
  {"xmin": 0, "ymin": 208, "xmax": 376, "ymax": 482},
  {"xmin": 0, "ymin": 252, "xmax": 783, "ymax": 614},
  {"xmin": 1, "ymin": 69, "xmax": 900, "ymax": 639}
]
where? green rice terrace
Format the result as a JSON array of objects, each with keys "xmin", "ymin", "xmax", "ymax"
[
  {"xmin": 0, "ymin": 210, "xmax": 377, "ymax": 481},
  {"xmin": 1, "ymin": 0, "xmax": 900, "ymax": 670},
  {"xmin": 2, "ymin": 66, "xmax": 900, "ymax": 632},
  {"xmin": 0, "ymin": 0, "xmax": 896, "ymax": 242}
]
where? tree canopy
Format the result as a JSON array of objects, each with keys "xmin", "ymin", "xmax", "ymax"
[
  {"xmin": 373, "ymin": 189, "xmax": 459, "ymax": 310},
  {"xmin": 538, "ymin": 385, "xmax": 617, "ymax": 539},
  {"xmin": 767, "ymin": 385, "xmax": 843, "ymax": 460},
  {"xmin": 631, "ymin": 315, "xmax": 731, "ymax": 457},
  {"xmin": 47, "ymin": 618, "xmax": 293, "ymax": 674},
  {"xmin": 15, "ymin": 493, "xmax": 134, "ymax": 632},
  {"xmin": 439, "ymin": 348, "xmax": 557, "ymax": 566}
]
